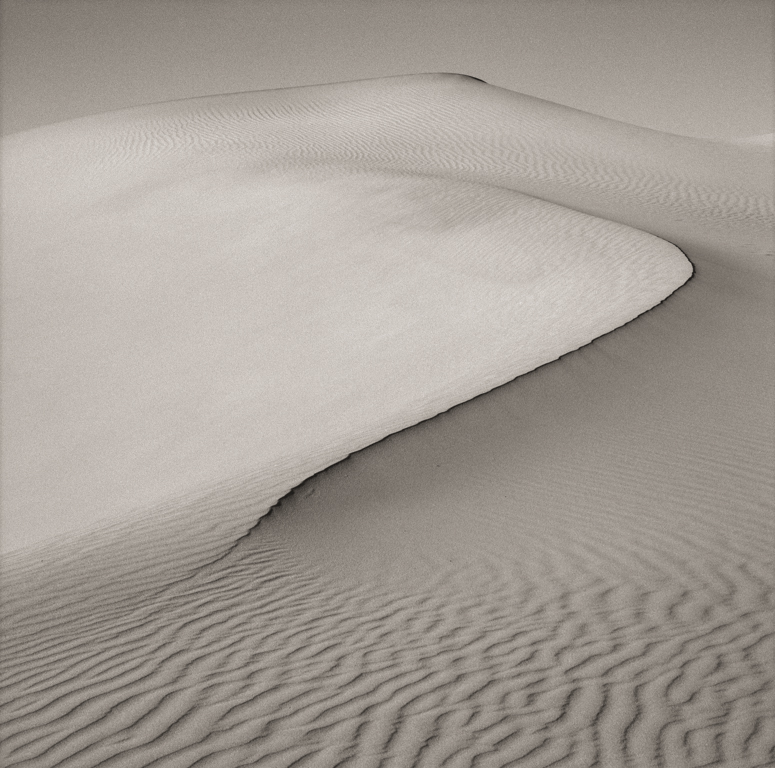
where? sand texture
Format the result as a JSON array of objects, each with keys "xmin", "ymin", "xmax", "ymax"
[{"xmin": 1, "ymin": 75, "xmax": 773, "ymax": 767}]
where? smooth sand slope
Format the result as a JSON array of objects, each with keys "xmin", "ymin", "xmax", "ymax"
[
  {"xmin": 1, "ymin": 75, "xmax": 773, "ymax": 767},
  {"xmin": 1, "ymin": 75, "xmax": 694, "ymax": 554}
]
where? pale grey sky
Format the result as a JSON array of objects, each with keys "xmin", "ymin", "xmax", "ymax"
[{"xmin": 1, "ymin": 0, "xmax": 773, "ymax": 138}]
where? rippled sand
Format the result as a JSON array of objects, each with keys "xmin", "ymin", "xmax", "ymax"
[{"xmin": 1, "ymin": 74, "xmax": 773, "ymax": 767}]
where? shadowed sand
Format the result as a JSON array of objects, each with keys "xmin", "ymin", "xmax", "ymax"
[{"xmin": 1, "ymin": 75, "xmax": 773, "ymax": 767}]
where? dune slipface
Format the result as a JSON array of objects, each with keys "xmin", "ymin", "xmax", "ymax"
[{"xmin": 1, "ymin": 75, "xmax": 772, "ymax": 768}]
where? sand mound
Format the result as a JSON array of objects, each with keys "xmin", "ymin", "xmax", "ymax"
[
  {"xmin": 2, "ymin": 74, "xmax": 692, "ymax": 554},
  {"xmin": 2, "ymin": 75, "xmax": 772, "ymax": 767}
]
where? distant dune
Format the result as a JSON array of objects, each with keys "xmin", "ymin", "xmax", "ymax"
[{"xmin": 1, "ymin": 74, "xmax": 772, "ymax": 767}]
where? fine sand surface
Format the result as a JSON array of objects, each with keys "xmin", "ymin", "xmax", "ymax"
[{"xmin": 1, "ymin": 74, "xmax": 773, "ymax": 767}]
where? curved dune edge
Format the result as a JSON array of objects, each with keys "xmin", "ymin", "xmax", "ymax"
[
  {"xmin": 2, "ymin": 73, "xmax": 694, "ymax": 556},
  {"xmin": 2, "ymin": 76, "xmax": 773, "ymax": 768}
]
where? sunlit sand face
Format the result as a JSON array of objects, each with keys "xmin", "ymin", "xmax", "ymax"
[
  {"xmin": 1, "ymin": 73, "xmax": 772, "ymax": 768},
  {"xmin": 1, "ymin": 76, "xmax": 693, "ymax": 553}
]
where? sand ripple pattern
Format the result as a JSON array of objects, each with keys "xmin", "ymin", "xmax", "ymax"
[{"xmin": 2, "ymin": 504, "xmax": 773, "ymax": 768}]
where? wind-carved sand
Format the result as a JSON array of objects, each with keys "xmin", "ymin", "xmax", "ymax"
[{"xmin": 1, "ymin": 75, "xmax": 773, "ymax": 767}]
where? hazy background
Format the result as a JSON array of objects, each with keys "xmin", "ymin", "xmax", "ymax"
[{"xmin": 1, "ymin": 0, "xmax": 773, "ymax": 139}]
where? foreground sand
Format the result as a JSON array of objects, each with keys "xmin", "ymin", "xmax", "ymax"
[{"xmin": 1, "ymin": 75, "xmax": 773, "ymax": 767}]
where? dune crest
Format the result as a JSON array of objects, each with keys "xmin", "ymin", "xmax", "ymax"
[{"xmin": 2, "ymin": 76, "xmax": 772, "ymax": 767}]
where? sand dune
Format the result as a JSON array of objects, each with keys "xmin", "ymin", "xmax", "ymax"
[
  {"xmin": 2, "ymin": 75, "xmax": 773, "ymax": 767},
  {"xmin": 2, "ymin": 73, "xmax": 696, "ymax": 554}
]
